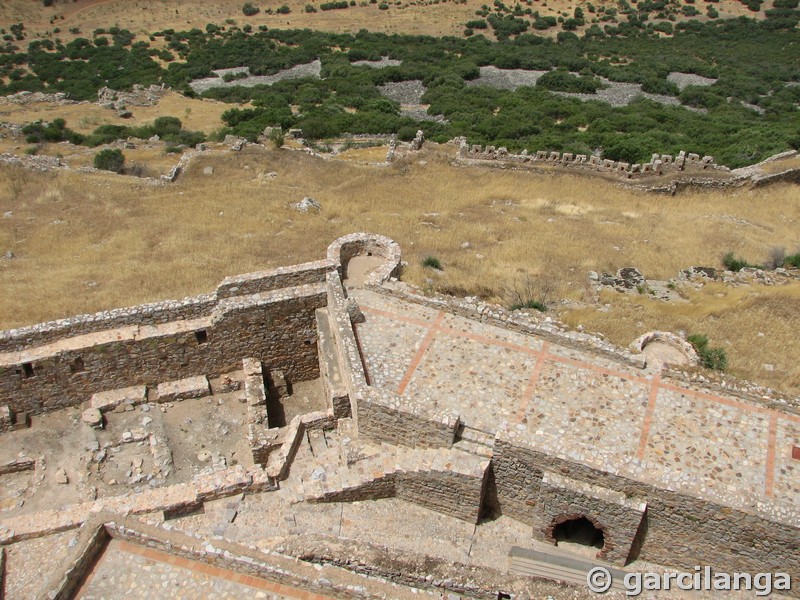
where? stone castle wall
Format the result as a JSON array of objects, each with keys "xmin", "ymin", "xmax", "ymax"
[
  {"xmin": 458, "ymin": 140, "xmax": 727, "ymax": 180},
  {"xmin": 0, "ymin": 261, "xmax": 334, "ymax": 416},
  {"xmin": 492, "ymin": 435, "xmax": 800, "ymax": 580}
]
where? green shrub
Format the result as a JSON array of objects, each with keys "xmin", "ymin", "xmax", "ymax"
[
  {"xmin": 784, "ymin": 252, "xmax": 800, "ymax": 268},
  {"xmin": 687, "ymin": 334, "xmax": 728, "ymax": 371},
  {"xmin": 94, "ymin": 148, "xmax": 125, "ymax": 173},
  {"xmin": 721, "ymin": 252, "xmax": 756, "ymax": 272},
  {"xmin": 422, "ymin": 255, "xmax": 442, "ymax": 269},
  {"xmin": 510, "ymin": 299, "xmax": 547, "ymax": 312},
  {"xmin": 305, "ymin": 4, "xmax": 318, "ymax": 11},
  {"xmin": 242, "ymin": 2, "xmax": 260, "ymax": 15},
  {"xmin": 269, "ymin": 128, "xmax": 285, "ymax": 148},
  {"xmin": 277, "ymin": 4, "xmax": 291, "ymax": 12}
]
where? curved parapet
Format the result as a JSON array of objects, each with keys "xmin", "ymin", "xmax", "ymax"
[
  {"xmin": 326, "ymin": 233, "xmax": 401, "ymax": 286},
  {"xmin": 630, "ymin": 331, "xmax": 698, "ymax": 368}
]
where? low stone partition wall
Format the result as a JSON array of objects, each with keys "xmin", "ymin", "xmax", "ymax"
[
  {"xmin": 492, "ymin": 431, "xmax": 800, "ymax": 584},
  {"xmin": 355, "ymin": 387, "xmax": 459, "ymax": 449},
  {"xmin": 327, "ymin": 232, "xmax": 401, "ymax": 285},
  {"xmin": 40, "ymin": 520, "xmax": 110, "ymax": 600},
  {"xmin": 397, "ymin": 467, "xmax": 487, "ymax": 523},
  {"xmin": 0, "ymin": 282, "xmax": 327, "ymax": 416},
  {"xmin": 325, "ymin": 271, "xmax": 368, "ymax": 417},
  {"xmin": 266, "ymin": 410, "xmax": 335, "ymax": 480}
]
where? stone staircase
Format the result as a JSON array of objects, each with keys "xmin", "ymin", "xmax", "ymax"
[
  {"xmin": 509, "ymin": 544, "xmax": 628, "ymax": 592},
  {"xmin": 453, "ymin": 423, "xmax": 495, "ymax": 458},
  {"xmin": 281, "ymin": 430, "xmax": 489, "ymax": 523}
]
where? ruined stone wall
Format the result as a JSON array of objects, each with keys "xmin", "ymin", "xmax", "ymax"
[
  {"xmin": 398, "ymin": 468, "xmax": 486, "ymax": 523},
  {"xmin": 458, "ymin": 141, "xmax": 727, "ymax": 180},
  {"xmin": 0, "ymin": 260, "xmax": 332, "ymax": 353},
  {"xmin": 492, "ymin": 436, "xmax": 800, "ymax": 582},
  {"xmin": 356, "ymin": 387, "xmax": 459, "ymax": 449},
  {"xmin": 0, "ymin": 265, "xmax": 331, "ymax": 415}
]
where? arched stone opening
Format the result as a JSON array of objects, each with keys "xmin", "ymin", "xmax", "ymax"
[
  {"xmin": 630, "ymin": 331, "xmax": 698, "ymax": 369},
  {"xmin": 547, "ymin": 514, "xmax": 607, "ymax": 558}
]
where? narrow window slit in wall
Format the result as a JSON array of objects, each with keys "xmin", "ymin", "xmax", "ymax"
[{"xmin": 194, "ymin": 330, "xmax": 208, "ymax": 344}]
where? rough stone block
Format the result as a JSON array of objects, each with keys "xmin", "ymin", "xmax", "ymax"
[
  {"xmin": 90, "ymin": 385, "xmax": 148, "ymax": 413},
  {"xmin": 0, "ymin": 404, "xmax": 11, "ymax": 429},
  {"xmin": 156, "ymin": 375, "xmax": 211, "ymax": 403}
]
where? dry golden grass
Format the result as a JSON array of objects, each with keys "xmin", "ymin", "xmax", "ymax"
[
  {"xmin": 0, "ymin": 92, "xmax": 231, "ymax": 136},
  {"xmin": 1, "ymin": 143, "xmax": 799, "ymax": 393},
  {"xmin": 761, "ymin": 155, "xmax": 800, "ymax": 175},
  {"xmin": 0, "ymin": 0, "xmax": 770, "ymax": 41},
  {"xmin": 562, "ymin": 284, "xmax": 800, "ymax": 394}
]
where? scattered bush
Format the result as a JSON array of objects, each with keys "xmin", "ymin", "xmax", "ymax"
[
  {"xmin": 242, "ymin": 2, "xmax": 260, "ymax": 15},
  {"xmin": 721, "ymin": 252, "xmax": 757, "ymax": 272},
  {"xmin": 269, "ymin": 127, "xmax": 286, "ymax": 148},
  {"xmin": 784, "ymin": 252, "xmax": 800, "ymax": 268},
  {"xmin": 510, "ymin": 299, "xmax": 547, "ymax": 312},
  {"xmin": 305, "ymin": 4, "xmax": 318, "ymax": 11},
  {"xmin": 94, "ymin": 148, "xmax": 125, "ymax": 173},
  {"xmin": 687, "ymin": 334, "xmax": 728, "ymax": 371},
  {"xmin": 422, "ymin": 255, "xmax": 443, "ymax": 269},
  {"xmin": 276, "ymin": 4, "xmax": 291, "ymax": 13},
  {"xmin": 22, "ymin": 119, "xmax": 84, "ymax": 145}
]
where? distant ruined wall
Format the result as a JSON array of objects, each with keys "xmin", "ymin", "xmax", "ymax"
[
  {"xmin": 492, "ymin": 434, "xmax": 800, "ymax": 584},
  {"xmin": 458, "ymin": 140, "xmax": 727, "ymax": 180},
  {"xmin": 0, "ymin": 262, "xmax": 334, "ymax": 416}
]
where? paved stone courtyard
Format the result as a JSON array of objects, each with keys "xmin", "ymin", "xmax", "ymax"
[
  {"xmin": 76, "ymin": 539, "xmax": 330, "ymax": 599},
  {"xmin": 353, "ymin": 289, "xmax": 800, "ymax": 516}
]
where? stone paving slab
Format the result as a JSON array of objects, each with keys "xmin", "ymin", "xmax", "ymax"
[
  {"xmin": 90, "ymin": 385, "xmax": 148, "ymax": 412},
  {"xmin": 156, "ymin": 375, "xmax": 211, "ymax": 403}
]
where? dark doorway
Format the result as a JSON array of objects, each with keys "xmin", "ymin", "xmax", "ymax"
[{"xmin": 553, "ymin": 516, "xmax": 605, "ymax": 550}]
